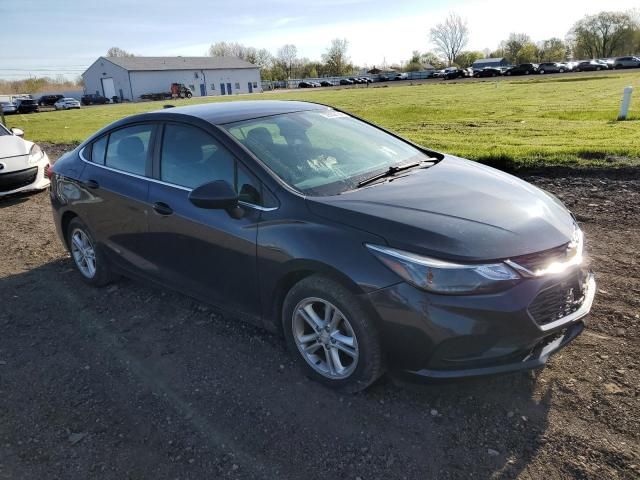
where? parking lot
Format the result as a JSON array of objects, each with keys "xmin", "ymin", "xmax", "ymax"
[{"xmin": 0, "ymin": 144, "xmax": 638, "ymax": 478}]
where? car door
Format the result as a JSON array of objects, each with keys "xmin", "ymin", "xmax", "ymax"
[
  {"xmin": 78, "ymin": 123, "xmax": 157, "ymax": 273},
  {"xmin": 145, "ymin": 122, "xmax": 263, "ymax": 318}
]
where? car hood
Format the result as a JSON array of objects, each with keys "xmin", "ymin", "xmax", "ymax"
[
  {"xmin": 0, "ymin": 135, "xmax": 32, "ymax": 159},
  {"xmin": 306, "ymin": 156, "xmax": 576, "ymax": 262}
]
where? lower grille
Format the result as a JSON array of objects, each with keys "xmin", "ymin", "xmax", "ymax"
[
  {"xmin": 528, "ymin": 274, "xmax": 585, "ymax": 326},
  {"xmin": 0, "ymin": 167, "xmax": 38, "ymax": 193}
]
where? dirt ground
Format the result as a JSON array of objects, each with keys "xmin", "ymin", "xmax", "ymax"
[{"xmin": 0, "ymin": 148, "xmax": 638, "ymax": 479}]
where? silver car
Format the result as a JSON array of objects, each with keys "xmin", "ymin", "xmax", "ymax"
[
  {"xmin": 1, "ymin": 102, "xmax": 17, "ymax": 114},
  {"xmin": 614, "ymin": 56, "xmax": 640, "ymax": 69}
]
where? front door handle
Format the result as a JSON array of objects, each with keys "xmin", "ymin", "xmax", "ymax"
[
  {"xmin": 152, "ymin": 202, "xmax": 173, "ymax": 216},
  {"xmin": 84, "ymin": 179, "xmax": 99, "ymax": 189}
]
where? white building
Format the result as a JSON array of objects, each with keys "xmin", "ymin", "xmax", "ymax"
[{"xmin": 82, "ymin": 56, "xmax": 261, "ymax": 101}]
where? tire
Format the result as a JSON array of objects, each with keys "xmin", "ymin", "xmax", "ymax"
[
  {"xmin": 66, "ymin": 218, "xmax": 115, "ymax": 287},
  {"xmin": 282, "ymin": 275, "xmax": 383, "ymax": 393},
  {"xmin": 596, "ymin": 67, "xmax": 601, "ymax": 71},
  {"xmin": 559, "ymin": 69, "xmax": 565, "ymax": 73},
  {"xmin": 506, "ymin": 71, "xmax": 512, "ymax": 76},
  {"xmin": 539, "ymin": 70, "xmax": 545, "ymax": 74},
  {"xmin": 186, "ymin": 92, "xmax": 192, "ymax": 98}
]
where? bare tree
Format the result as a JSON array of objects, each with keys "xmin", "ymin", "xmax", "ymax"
[
  {"xmin": 322, "ymin": 38, "xmax": 350, "ymax": 76},
  {"xmin": 107, "ymin": 47, "xmax": 134, "ymax": 57},
  {"xmin": 277, "ymin": 44, "xmax": 298, "ymax": 79},
  {"xmin": 243, "ymin": 47, "xmax": 273, "ymax": 69},
  {"xmin": 430, "ymin": 13, "xmax": 469, "ymax": 66},
  {"xmin": 207, "ymin": 41, "xmax": 248, "ymax": 58},
  {"xmin": 569, "ymin": 11, "xmax": 637, "ymax": 58}
]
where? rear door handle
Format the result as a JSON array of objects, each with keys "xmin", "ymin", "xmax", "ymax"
[
  {"xmin": 152, "ymin": 202, "xmax": 173, "ymax": 216},
  {"xmin": 84, "ymin": 179, "xmax": 99, "ymax": 189}
]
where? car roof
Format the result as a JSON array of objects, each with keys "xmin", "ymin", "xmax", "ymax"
[{"xmin": 151, "ymin": 100, "xmax": 328, "ymax": 125}]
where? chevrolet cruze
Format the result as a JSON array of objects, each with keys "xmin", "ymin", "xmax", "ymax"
[{"xmin": 50, "ymin": 101, "xmax": 595, "ymax": 392}]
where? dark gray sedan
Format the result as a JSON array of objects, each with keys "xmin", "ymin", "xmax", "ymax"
[{"xmin": 50, "ymin": 101, "xmax": 595, "ymax": 392}]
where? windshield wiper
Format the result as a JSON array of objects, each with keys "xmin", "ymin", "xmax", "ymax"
[{"xmin": 357, "ymin": 161, "xmax": 424, "ymax": 188}]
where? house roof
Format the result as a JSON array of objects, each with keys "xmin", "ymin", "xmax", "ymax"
[
  {"xmin": 103, "ymin": 56, "xmax": 258, "ymax": 71},
  {"xmin": 472, "ymin": 57, "xmax": 507, "ymax": 64}
]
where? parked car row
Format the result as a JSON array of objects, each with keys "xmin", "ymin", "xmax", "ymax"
[
  {"xmin": 466, "ymin": 56, "xmax": 640, "ymax": 79},
  {"xmin": 0, "ymin": 93, "xmax": 115, "ymax": 115},
  {"xmin": 297, "ymin": 72, "xmax": 411, "ymax": 88}
]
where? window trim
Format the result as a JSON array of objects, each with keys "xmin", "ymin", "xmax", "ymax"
[{"xmin": 79, "ymin": 145, "xmax": 274, "ymax": 210}]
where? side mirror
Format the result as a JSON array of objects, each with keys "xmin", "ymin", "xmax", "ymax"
[
  {"xmin": 189, "ymin": 180, "xmax": 238, "ymax": 210},
  {"xmin": 11, "ymin": 128, "xmax": 24, "ymax": 138}
]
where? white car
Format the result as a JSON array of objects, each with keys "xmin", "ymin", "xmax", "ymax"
[
  {"xmin": 0, "ymin": 124, "xmax": 50, "ymax": 197},
  {"xmin": 54, "ymin": 98, "xmax": 81, "ymax": 110},
  {"xmin": 1, "ymin": 102, "xmax": 17, "ymax": 114}
]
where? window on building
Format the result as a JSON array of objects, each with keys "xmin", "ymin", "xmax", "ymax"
[
  {"xmin": 210, "ymin": 83, "xmax": 216, "ymax": 90},
  {"xmin": 253, "ymin": 82, "xmax": 258, "ymax": 88},
  {"xmin": 235, "ymin": 82, "xmax": 240, "ymax": 90},
  {"xmin": 104, "ymin": 124, "xmax": 153, "ymax": 176},
  {"xmin": 189, "ymin": 84, "xmax": 195, "ymax": 92}
]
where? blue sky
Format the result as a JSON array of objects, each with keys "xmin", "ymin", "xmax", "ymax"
[{"xmin": 1, "ymin": 0, "xmax": 637, "ymax": 79}]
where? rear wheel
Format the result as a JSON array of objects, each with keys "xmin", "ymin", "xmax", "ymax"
[
  {"xmin": 67, "ymin": 218, "xmax": 114, "ymax": 286},
  {"xmin": 282, "ymin": 275, "xmax": 383, "ymax": 393}
]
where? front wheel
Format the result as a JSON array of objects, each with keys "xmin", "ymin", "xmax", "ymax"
[
  {"xmin": 282, "ymin": 275, "xmax": 383, "ymax": 393},
  {"xmin": 67, "ymin": 218, "xmax": 115, "ymax": 286}
]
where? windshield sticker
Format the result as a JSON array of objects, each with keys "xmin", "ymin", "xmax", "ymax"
[{"xmin": 320, "ymin": 110, "xmax": 349, "ymax": 119}]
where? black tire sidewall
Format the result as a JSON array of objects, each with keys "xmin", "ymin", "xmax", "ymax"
[
  {"xmin": 66, "ymin": 218, "xmax": 113, "ymax": 287},
  {"xmin": 282, "ymin": 275, "xmax": 383, "ymax": 392}
]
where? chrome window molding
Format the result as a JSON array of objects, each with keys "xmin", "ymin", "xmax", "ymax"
[{"xmin": 79, "ymin": 147, "xmax": 278, "ymax": 211}]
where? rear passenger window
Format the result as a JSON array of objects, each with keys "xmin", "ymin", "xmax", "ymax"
[
  {"xmin": 105, "ymin": 125, "xmax": 153, "ymax": 176},
  {"xmin": 90, "ymin": 136, "xmax": 107, "ymax": 165}
]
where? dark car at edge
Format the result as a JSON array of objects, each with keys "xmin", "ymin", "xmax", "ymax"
[
  {"xmin": 38, "ymin": 94, "xmax": 64, "ymax": 106},
  {"xmin": 505, "ymin": 63, "xmax": 538, "ymax": 75},
  {"xmin": 15, "ymin": 98, "xmax": 40, "ymax": 113},
  {"xmin": 81, "ymin": 94, "xmax": 111, "ymax": 105},
  {"xmin": 50, "ymin": 100, "xmax": 596, "ymax": 392}
]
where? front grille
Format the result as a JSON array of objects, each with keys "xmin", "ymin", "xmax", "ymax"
[
  {"xmin": 528, "ymin": 274, "xmax": 585, "ymax": 326},
  {"xmin": 0, "ymin": 167, "xmax": 38, "ymax": 193},
  {"xmin": 511, "ymin": 243, "xmax": 570, "ymax": 273}
]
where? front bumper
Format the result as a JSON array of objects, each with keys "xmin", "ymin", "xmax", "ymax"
[
  {"xmin": 366, "ymin": 269, "xmax": 595, "ymax": 379},
  {"xmin": 0, "ymin": 154, "xmax": 50, "ymax": 196}
]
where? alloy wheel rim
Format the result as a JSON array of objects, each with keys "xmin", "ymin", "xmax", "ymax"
[
  {"xmin": 70, "ymin": 228, "xmax": 96, "ymax": 278},
  {"xmin": 292, "ymin": 297, "xmax": 359, "ymax": 380}
]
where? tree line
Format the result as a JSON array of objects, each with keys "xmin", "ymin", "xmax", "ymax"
[
  {"xmin": 424, "ymin": 10, "xmax": 639, "ymax": 69},
  {"xmin": 104, "ymin": 9, "xmax": 640, "ymax": 81}
]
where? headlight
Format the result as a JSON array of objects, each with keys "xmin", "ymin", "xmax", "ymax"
[
  {"xmin": 28, "ymin": 144, "xmax": 44, "ymax": 164},
  {"xmin": 366, "ymin": 244, "xmax": 520, "ymax": 295}
]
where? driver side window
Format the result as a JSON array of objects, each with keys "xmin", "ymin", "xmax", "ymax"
[{"xmin": 160, "ymin": 123, "xmax": 261, "ymax": 204}]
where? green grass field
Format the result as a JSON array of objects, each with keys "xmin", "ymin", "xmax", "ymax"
[{"xmin": 5, "ymin": 72, "xmax": 640, "ymax": 167}]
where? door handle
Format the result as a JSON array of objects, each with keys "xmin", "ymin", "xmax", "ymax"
[
  {"xmin": 152, "ymin": 202, "xmax": 173, "ymax": 216},
  {"xmin": 84, "ymin": 179, "xmax": 99, "ymax": 189}
]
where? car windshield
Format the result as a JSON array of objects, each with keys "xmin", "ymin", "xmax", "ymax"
[{"xmin": 225, "ymin": 109, "xmax": 434, "ymax": 196}]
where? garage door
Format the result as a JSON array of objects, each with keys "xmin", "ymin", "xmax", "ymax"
[{"xmin": 101, "ymin": 78, "xmax": 116, "ymax": 99}]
